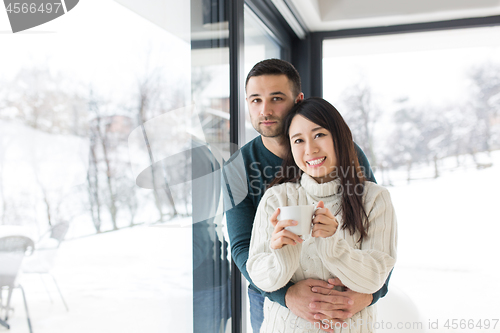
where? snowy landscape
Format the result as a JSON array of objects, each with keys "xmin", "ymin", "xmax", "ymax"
[{"xmin": 1, "ymin": 1, "xmax": 499, "ymax": 332}]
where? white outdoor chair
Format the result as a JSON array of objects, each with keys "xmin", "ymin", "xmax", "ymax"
[
  {"xmin": 21, "ymin": 222, "xmax": 69, "ymax": 311},
  {"xmin": 0, "ymin": 235, "xmax": 35, "ymax": 333}
]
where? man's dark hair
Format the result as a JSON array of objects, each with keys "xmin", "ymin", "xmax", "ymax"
[{"xmin": 245, "ymin": 59, "xmax": 301, "ymax": 98}]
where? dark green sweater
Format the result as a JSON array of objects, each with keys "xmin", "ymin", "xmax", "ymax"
[{"xmin": 223, "ymin": 136, "xmax": 390, "ymax": 307}]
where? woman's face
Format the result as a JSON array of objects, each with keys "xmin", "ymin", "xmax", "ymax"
[{"xmin": 288, "ymin": 115, "xmax": 337, "ymax": 183}]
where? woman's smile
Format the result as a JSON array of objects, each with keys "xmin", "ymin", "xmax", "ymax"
[{"xmin": 306, "ymin": 157, "xmax": 326, "ymax": 166}]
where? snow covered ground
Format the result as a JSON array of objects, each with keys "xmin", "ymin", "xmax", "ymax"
[
  {"xmin": 384, "ymin": 150, "xmax": 500, "ymax": 332},
  {"xmin": 2, "ymin": 222, "xmax": 195, "ymax": 333},
  {"xmin": 2, "ymin": 151, "xmax": 500, "ymax": 333}
]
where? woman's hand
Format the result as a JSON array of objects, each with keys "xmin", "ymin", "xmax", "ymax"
[
  {"xmin": 312, "ymin": 201, "xmax": 338, "ymax": 238},
  {"xmin": 269, "ymin": 208, "xmax": 304, "ymax": 249}
]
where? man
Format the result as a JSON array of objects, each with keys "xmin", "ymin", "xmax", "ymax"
[{"xmin": 223, "ymin": 59, "xmax": 391, "ymax": 332}]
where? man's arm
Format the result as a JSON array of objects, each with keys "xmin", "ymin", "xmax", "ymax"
[
  {"xmin": 222, "ymin": 154, "xmax": 291, "ymax": 306},
  {"xmin": 224, "ymin": 194, "xmax": 292, "ymax": 305},
  {"xmin": 354, "ymin": 141, "xmax": 376, "ymax": 183}
]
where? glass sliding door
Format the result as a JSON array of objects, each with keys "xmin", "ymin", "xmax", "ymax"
[{"xmin": 0, "ymin": 0, "xmax": 231, "ymax": 332}]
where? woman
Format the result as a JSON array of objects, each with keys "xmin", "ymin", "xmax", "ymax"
[{"xmin": 247, "ymin": 97, "xmax": 397, "ymax": 333}]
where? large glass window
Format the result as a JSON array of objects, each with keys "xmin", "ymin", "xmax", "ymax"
[
  {"xmin": 323, "ymin": 26, "xmax": 500, "ymax": 327},
  {"xmin": 0, "ymin": 0, "xmax": 231, "ymax": 332}
]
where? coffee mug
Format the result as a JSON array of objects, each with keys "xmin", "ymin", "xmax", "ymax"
[{"xmin": 278, "ymin": 204, "xmax": 316, "ymax": 236}]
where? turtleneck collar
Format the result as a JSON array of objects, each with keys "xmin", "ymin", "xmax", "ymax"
[{"xmin": 300, "ymin": 173, "xmax": 342, "ymax": 198}]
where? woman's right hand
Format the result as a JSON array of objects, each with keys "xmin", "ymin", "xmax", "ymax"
[{"xmin": 269, "ymin": 208, "xmax": 304, "ymax": 249}]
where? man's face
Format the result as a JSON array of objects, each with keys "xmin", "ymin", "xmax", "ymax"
[{"xmin": 246, "ymin": 74, "xmax": 303, "ymax": 138}]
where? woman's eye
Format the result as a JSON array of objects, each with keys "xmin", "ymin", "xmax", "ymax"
[
  {"xmin": 315, "ymin": 133, "xmax": 326, "ymax": 138},
  {"xmin": 293, "ymin": 139, "xmax": 303, "ymax": 144}
]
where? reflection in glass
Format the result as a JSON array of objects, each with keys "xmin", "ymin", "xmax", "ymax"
[{"xmin": 191, "ymin": 1, "xmax": 232, "ymax": 332}]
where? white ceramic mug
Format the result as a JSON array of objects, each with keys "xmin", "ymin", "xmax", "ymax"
[{"xmin": 278, "ymin": 204, "xmax": 316, "ymax": 236}]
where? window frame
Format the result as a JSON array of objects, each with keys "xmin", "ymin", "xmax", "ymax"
[
  {"xmin": 310, "ymin": 14, "xmax": 500, "ymax": 97},
  {"xmin": 228, "ymin": 1, "xmax": 297, "ymax": 332}
]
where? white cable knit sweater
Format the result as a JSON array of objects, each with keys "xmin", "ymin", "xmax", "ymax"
[{"xmin": 247, "ymin": 174, "xmax": 398, "ymax": 333}]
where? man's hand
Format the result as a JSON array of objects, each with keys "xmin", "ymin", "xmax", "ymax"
[
  {"xmin": 309, "ymin": 278, "xmax": 373, "ymax": 326},
  {"xmin": 285, "ymin": 279, "xmax": 354, "ymax": 333}
]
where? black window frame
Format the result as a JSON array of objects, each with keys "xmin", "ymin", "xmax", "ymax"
[
  {"xmin": 309, "ymin": 14, "xmax": 500, "ymax": 97},
  {"xmin": 228, "ymin": 1, "xmax": 297, "ymax": 332}
]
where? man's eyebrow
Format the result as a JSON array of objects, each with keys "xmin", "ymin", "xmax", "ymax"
[{"xmin": 249, "ymin": 91, "xmax": 286, "ymax": 98}]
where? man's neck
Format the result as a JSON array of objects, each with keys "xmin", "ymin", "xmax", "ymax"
[{"xmin": 261, "ymin": 135, "xmax": 287, "ymax": 159}]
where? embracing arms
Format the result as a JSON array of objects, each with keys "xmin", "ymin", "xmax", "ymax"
[
  {"xmin": 247, "ymin": 184, "xmax": 397, "ymax": 295},
  {"xmin": 222, "ymin": 143, "xmax": 393, "ymax": 329}
]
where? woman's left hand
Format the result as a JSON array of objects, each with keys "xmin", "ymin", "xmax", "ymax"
[{"xmin": 312, "ymin": 201, "xmax": 338, "ymax": 238}]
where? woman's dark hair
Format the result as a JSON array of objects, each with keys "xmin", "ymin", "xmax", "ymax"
[
  {"xmin": 270, "ymin": 97, "xmax": 369, "ymax": 242},
  {"xmin": 245, "ymin": 59, "xmax": 301, "ymax": 98}
]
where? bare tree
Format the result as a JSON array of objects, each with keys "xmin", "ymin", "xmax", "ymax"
[
  {"xmin": 388, "ymin": 98, "xmax": 456, "ymax": 181},
  {"xmin": 130, "ymin": 68, "xmax": 191, "ymax": 221},
  {"xmin": 88, "ymin": 91, "xmax": 131, "ymax": 231},
  {"xmin": 2, "ymin": 67, "xmax": 88, "ymax": 136},
  {"xmin": 340, "ymin": 82, "xmax": 380, "ymax": 167},
  {"xmin": 467, "ymin": 62, "xmax": 500, "ymax": 155},
  {"xmin": 87, "ymin": 122, "xmax": 102, "ymax": 232},
  {"xmin": 115, "ymin": 173, "xmax": 138, "ymax": 226},
  {"xmin": 135, "ymin": 73, "xmax": 170, "ymax": 221},
  {"xmin": 0, "ymin": 67, "xmax": 89, "ymax": 230}
]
